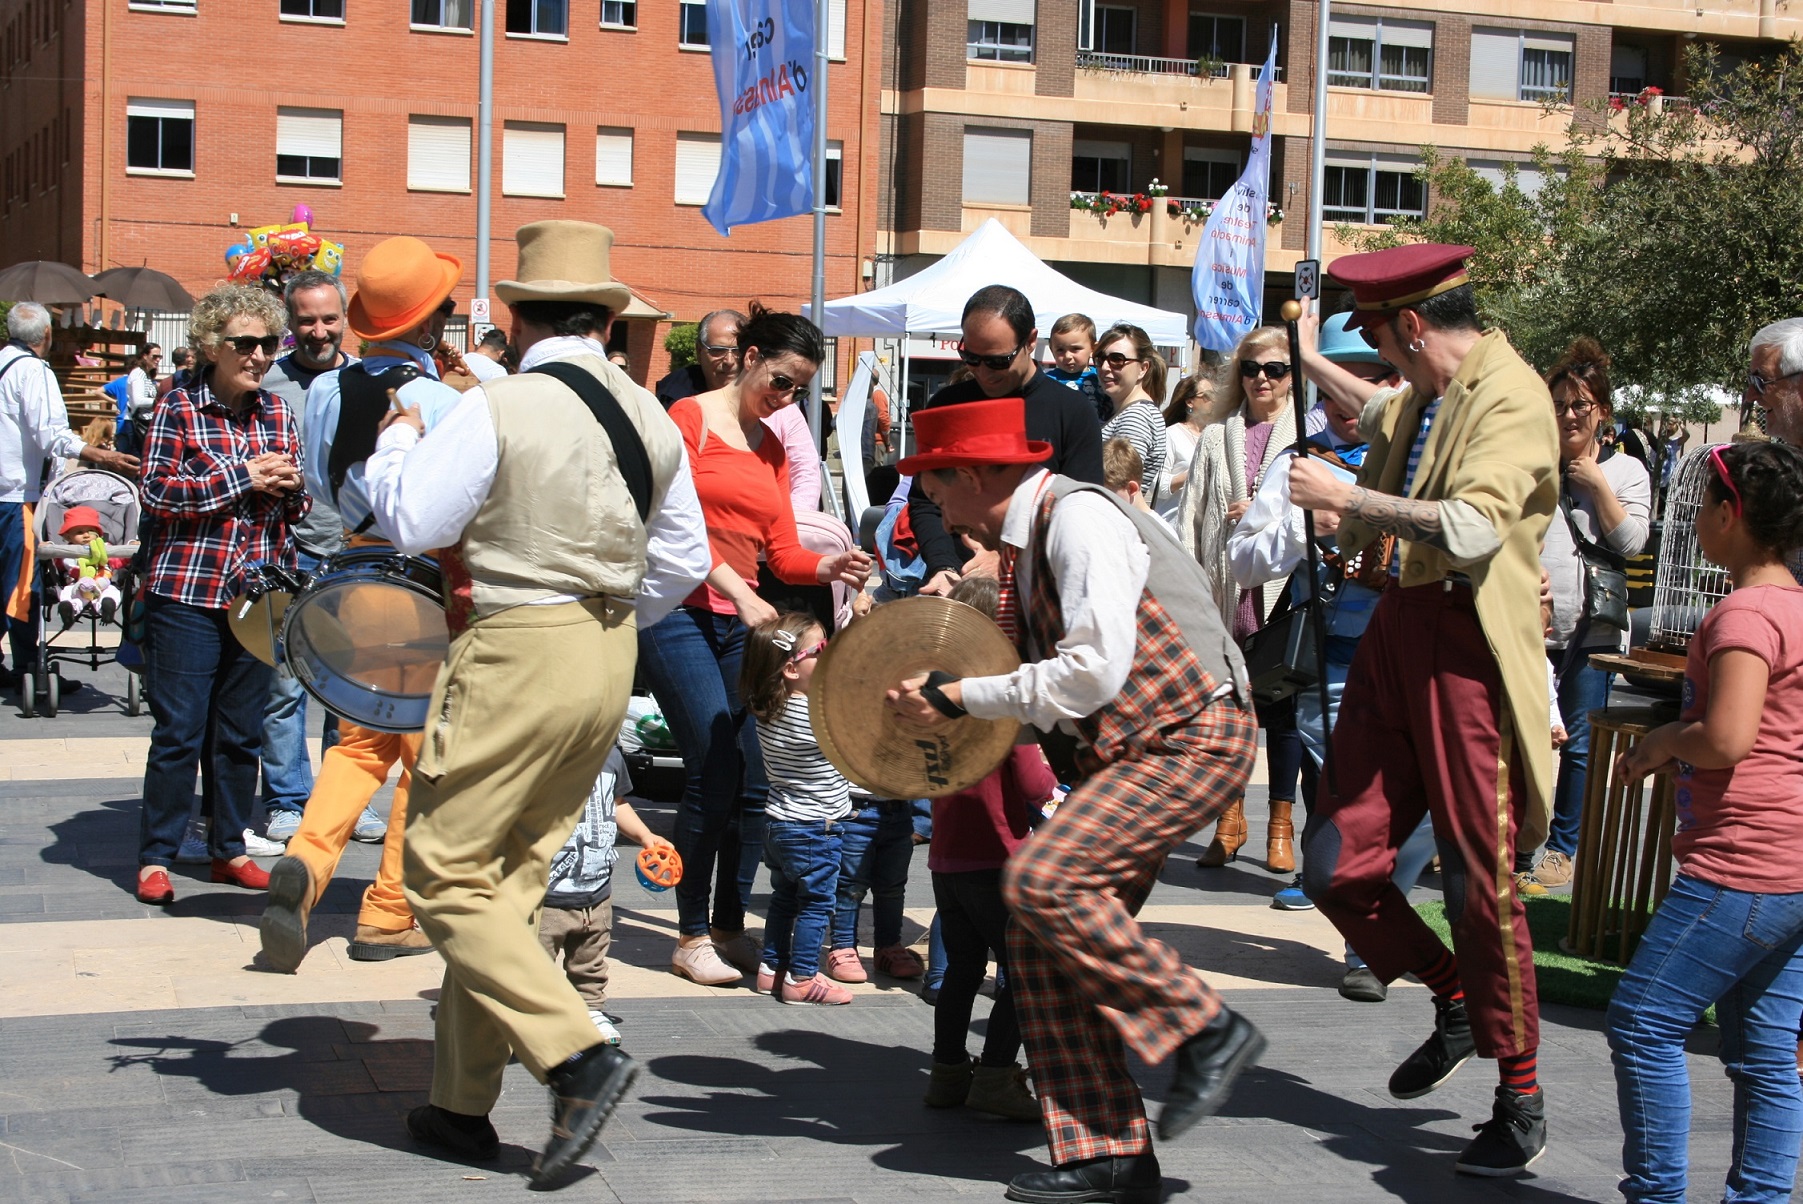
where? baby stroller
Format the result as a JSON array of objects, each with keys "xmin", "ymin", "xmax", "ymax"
[{"xmin": 25, "ymin": 468, "xmax": 142, "ymax": 718}]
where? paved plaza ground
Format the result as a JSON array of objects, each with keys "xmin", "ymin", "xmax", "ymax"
[{"xmin": 0, "ymin": 660, "xmax": 1738, "ymax": 1202}]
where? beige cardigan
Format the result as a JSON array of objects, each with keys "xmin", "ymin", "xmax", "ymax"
[{"xmin": 1178, "ymin": 403, "xmax": 1297, "ymax": 628}]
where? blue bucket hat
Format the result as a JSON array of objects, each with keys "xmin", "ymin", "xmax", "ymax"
[{"xmin": 1318, "ymin": 311, "xmax": 1390, "ymax": 367}]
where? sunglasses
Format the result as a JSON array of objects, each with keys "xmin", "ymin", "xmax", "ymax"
[
  {"xmin": 224, "ymin": 335, "xmax": 281, "ymax": 357},
  {"xmin": 1099, "ymin": 352, "xmax": 1143, "ymax": 369},
  {"xmin": 1239, "ymin": 361, "xmax": 1291, "ymax": 380},
  {"xmin": 767, "ymin": 373, "xmax": 801, "ymax": 396},
  {"xmin": 957, "ymin": 342, "xmax": 1023, "ymax": 371},
  {"xmin": 1709, "ymin": 445, "xmax": 1742, "ymax": 515},
  {"xmin": 788, "ymin": 638, "xmax": 828, "ymax": 663},
  {"xmin": 701, "ymin": 342, "xmax": 739, "ymax": 355},
  {"xmin": 1749, "ymin": 369, "xmax": 1802, "ymax": 396}
]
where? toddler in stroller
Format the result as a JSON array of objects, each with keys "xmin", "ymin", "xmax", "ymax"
[
  {"xmin": 27, "ymin": 469, "xmax": 142, "ymax": 717},
  {"xmin": 53, "ymin": 506, "xmax": 124, "ymax": 626}
]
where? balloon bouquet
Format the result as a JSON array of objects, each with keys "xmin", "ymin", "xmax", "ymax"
[{"xmin": 223, "ymin": 203, "xmax": 345, "ymax": 293}]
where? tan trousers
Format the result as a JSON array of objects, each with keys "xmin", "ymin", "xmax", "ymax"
[
  {"xmin": 287, "ymin": 725, "xmax": 421, "ymax": 932},
  {"xmin": 402, "ymin": 598, "xmax": 636, "ymax": 1115},
  {"xmin": 538, "ymin": 898, "xmax": 613, "ymax": 1010}
]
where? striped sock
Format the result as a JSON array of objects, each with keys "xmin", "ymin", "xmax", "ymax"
[
  {"xmin": 1499, "ymin": 1048, "xmax": 1539, "ymax": 1094},
  {"xmin": 1416, "ymin": 947, "xmax": 1464, "ymax": 1002}
]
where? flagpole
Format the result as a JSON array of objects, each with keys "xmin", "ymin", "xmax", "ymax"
[
  {"xmin": 807, "ymin": 0, "xmax": 829, "ymax": 452},
  {"xmin": 1306, "ymin": 0, "xmax": 1330, "ymax": 264},
  {"xmin": 476, "ymin": 0, "xmax": 495, "ymax": 323}
]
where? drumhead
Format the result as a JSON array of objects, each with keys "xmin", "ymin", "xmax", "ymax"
[{"xmin": 282, "ymin": 555, "xmax": 448, "ymax": 732}]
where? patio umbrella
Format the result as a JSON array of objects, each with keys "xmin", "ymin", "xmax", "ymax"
[
  {"xmin": 0, "ymin": 260, "xmax": 96, "ymax": 305},
  {"xmin": 91, "ymin": 266, "xmax": 195, "ymax": 312}
]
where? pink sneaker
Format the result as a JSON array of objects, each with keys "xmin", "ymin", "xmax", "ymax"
[
  {"xmin": 825, "ymin": 947, "xmax": 868, "ymax": 984},
  {"xmin": 874, "ymin": 944, "xmax": 925, "ymax": 979},
  {"xmin": 756, "ymin": 964, "xmax": 776, "ymax": 994},
  {"xmin": 778, "ymin": 972, "xmax": 853, "ymax": 1006}
]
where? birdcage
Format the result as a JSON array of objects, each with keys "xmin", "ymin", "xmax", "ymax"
[{"xmin": 1647, "ymin": 444, "xmax": 1732, "ymax": 653}]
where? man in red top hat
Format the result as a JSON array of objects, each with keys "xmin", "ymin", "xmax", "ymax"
[
  {"xmin": 1286, "ymin": 243, "xmax": 1560, "ymax": 1176},
  {"xmin": 886, "ymin": 396, "xmax": 1260, "ymax": 1204}
]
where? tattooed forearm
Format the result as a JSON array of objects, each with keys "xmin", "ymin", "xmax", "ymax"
[{"xmin": 1345, "ymin": 486, "xmax": 1452, "ymax": 551}]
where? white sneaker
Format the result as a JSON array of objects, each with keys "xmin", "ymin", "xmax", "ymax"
[
  {"xmin": 588, "ymin": 1010, "xmax": 622, "ymax": 1045},
  {"xmin": 174, "ymin": 819, "xmax": 209, "ymax": 865},
  {"xmin": 243, "ymin": 828, "xmax": 286, "ymax": 857}
]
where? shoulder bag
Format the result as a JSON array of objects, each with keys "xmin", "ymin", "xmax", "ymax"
[{"xmin": 1560, "ymin": 488, "xmax": 1630, "ymax": 633}]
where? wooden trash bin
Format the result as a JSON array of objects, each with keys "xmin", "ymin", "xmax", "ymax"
[{"xmin": 1564, "ymin": 705, "xmax": 1679, "ymax": 965}]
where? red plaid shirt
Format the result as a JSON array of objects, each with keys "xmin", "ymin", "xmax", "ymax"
[{"xmin": 141, "ymin": 372, "xmax": 309, "ymax": 609}]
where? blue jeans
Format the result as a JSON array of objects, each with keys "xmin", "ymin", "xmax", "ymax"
[
  {"xmin": 911, "ymin": 797, "xmax": 933, "ymax": 841},
  {"xmin": 761, "ymin": 818, "xmax": 844, "ymax": 980},
  {"xmin": 925, "ymin": 912, "xmax": 947, "ymax": 990},
  {"xmin": 261, "ymin": 550, "xmax": 323, "ymax": 816},
  {"xmin": 638, "ymin": 606, "xmax": 767, "ymax": 938},
  {"xmin": 831, "ymin": 798, "xmax": 913, "ymax": 950},
  {"xmin": 1547, "ymin": 645, "xmax": 1613, "ymax": 858},
  {"xmin": 140, "ymin": 595, "xmax": 274, "ymax": 866},
  {"xmin": 0, "ymin": 500, "xmax": 36, "ymax": 673},
  {"xmin": 1607, "ymin": 874, "xmax": 1803, "ymax": 1203}
]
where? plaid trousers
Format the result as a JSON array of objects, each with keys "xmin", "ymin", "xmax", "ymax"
[{"xmin": 1004, "ymin": 701, "xmax": 1257, "ymax": 1165}]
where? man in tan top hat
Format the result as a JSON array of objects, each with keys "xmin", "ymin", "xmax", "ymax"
[{"xmin": 363, "ymin": 221, "xmax": 709, "ymax": 1187}]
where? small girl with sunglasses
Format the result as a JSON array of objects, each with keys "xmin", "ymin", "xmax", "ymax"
[
  {"xmin": 740, "ymin": 612, "xmax": 856, "ymax": 1006},
  {"xmin": 1609, "ymin": 440, "xmax": 1803, "ymax": 1203}
]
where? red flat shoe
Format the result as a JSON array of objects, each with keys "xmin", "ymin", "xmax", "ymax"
[
  {"xmin": 211, "ymin": 857, "xmax": 271, "ymax": 889},
  {"xmin": 136, "ymin": 868, "xmax": 175, "ymax": 905}
]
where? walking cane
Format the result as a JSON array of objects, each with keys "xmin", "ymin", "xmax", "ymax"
[{"xmin": 1280, "ymin": 289, "xmax": 1337, "ymax": 800}]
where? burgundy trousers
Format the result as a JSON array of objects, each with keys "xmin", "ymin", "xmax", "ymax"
[{"xmin": 1303, "ymin": 582, "xmax": 1540, "ymax": 1058}]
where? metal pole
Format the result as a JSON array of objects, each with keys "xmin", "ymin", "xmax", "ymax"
[
  {"xmin": 476, "ymin": 0, "xmax": 496, "ymax": 319},
  {"xmin": 807, "ymin": 0, "xmax": 830, "ymax": 452},
  {"xmin": 1306, "ymin": 0, "xmax": 1330, "ymax": 263}
]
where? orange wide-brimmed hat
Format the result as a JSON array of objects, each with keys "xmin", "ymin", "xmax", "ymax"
[
  {"xmin": 896, "ymin": 397, "xmax": 1052, "ymax": 475},
  {"xmin": 347, "ymin": 236, "xmax": 463, "ymax": 342},
  {"xmin": 1328, "ymin": 242, "xmax": 1474, "ymax": 332}
]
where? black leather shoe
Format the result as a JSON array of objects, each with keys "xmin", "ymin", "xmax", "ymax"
[
  {"xmin": 1156, "ymin": 1007, "xmax": 1266, "ymax": 1141},
  {"xmin": 1389, "ymin": 995, "xmax": 1476, "ymax": 1099},
  {"xmin": 533, "ymin": 1044, "xmax": 639, "ymax": 1186},
  {"xmin": 406, "ymin": 1104, "xmax": 499, "ymax": 1161},
  {"xmin": 1004, "ymin": 1152, "xmax": 1161, "ymax": 1204}
]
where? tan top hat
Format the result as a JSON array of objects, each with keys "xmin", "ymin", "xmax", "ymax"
[
  {"xmin": 810, "ymin": 596, "xmax": 1022, "ymax": 798},
  {"xmin": 494, "ymin": 220, "xmax": 633, "ymax": 313}
]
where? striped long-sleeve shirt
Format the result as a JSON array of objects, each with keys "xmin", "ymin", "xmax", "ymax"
[
  {"xmin": 1102, "ymin": 398, "xmax": 1167, "ymax": 499},
  {"xmin": 758, "ymin": 693, "xmax": 851, "ymax": 824}
]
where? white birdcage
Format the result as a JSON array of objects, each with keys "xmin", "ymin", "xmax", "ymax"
[{"xmin": 1647, "ymin": 444, "xmax": 1733, "ymax": 652}]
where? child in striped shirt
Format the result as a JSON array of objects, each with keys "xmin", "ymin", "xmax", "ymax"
[{"xmin": 740, "ymin": 612, "xmax": 856, "ymax": 1006}]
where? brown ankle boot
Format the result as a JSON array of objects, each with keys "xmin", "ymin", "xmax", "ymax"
[
  {"xmin": 1197, "ymin": 800, "xmax": 1247, "ymax": 867},
  {"xmin": 1266, "ymin": 800, "xmax": 1296, "ymax": 873}
]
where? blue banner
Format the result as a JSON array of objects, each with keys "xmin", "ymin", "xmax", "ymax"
[
  {"xmin": 703, "ymin": 0, "xmax": 817, "ymax": 236},
  {"xmin": 1191, "ymin": 40, "xmax": 1278, "ymax": 351}
]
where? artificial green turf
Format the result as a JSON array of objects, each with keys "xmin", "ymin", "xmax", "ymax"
[{"xmin": 1415, "ymin": 895, "xmax": 1624, "ymax": 1012}]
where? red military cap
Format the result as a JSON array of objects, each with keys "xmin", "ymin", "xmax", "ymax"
[
  {"xmin": 896, "ymin": 397, "xmax": 1052, "ymax": 475},
  {"xmin": 1327, "ymin": 242, "xmax": 1475, "ymax": 332}
]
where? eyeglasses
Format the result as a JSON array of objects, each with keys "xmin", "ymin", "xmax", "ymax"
[
  {"xmin": 1099, "ymin": 352, "xmax": 1142, "ymax": 369},
  {"xmin": 1239, "ymin": 361, "xmax": 1291, "ymax": 381},
  {"xmin": 1749, "ymin": 369, "xmax": 1803, "ymax": 396},
  {"xmin": 767, "ymin": 373, "xmax": 801, "ymax": 396},
  {"xmin": 701, "ymin": 342, "xmax": 739, "ymax": 356},
  {"xmin": 957, "ymin": 342, "xmax": 1023, "ymax": 371},
  {"xmin": 788, "ymin": 638, "xmax": 828, "ymax": 663},
  {"xmin": 1709, "ymin": 445, "xmax": 1742, "ymax": 515},
  {"xmin": 1552, "ymin": 399, "xmax": 1596, "ymax": 417},
  {"xmin": 224, "ymin": 335, "xmax": 281, "ymax": 357}
]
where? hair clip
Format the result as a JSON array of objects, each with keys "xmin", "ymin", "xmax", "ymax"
[{"xmin": 772, "ymin": 628, "xmax": 798, "ymax": 653}]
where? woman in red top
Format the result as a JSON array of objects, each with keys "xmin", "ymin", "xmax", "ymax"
[{"xmin": 640, "ymin": 304, "xmax": 871, "ymax": 987}]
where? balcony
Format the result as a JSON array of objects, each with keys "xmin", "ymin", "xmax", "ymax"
[{"xmin": 1072, "ymin": 59, "xmax": 1286, "ymax": 135}]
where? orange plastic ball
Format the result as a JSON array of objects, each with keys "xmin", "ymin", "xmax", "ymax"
[{"xmin": 635, "ymin": 845, "xmax": 683, "ymax": 892}]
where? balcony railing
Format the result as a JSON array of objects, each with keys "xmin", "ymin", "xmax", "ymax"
[{"xmin": 1074, "ymin": 51, "xmax": 1282, "ymax": 82}]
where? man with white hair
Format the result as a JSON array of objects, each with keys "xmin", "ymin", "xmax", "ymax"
[
  {"xmin": 1747, "ymin": 317, "xmax": 1803, "ymax": 446},
  {"xmin": 0, "ymin": 302, "xmax": 138, "ymax": 694}
]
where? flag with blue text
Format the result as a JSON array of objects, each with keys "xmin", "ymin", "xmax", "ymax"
[
  {"xmin": 703, "ymin": 0, "xmax": 816, "ymax": 235},
  {"xmin": 1190, "ymin": 40, "xmax": 1277, "ymax": 350}
]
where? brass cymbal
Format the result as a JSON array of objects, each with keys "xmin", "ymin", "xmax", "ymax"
[
  {"xmin": 227, "ymin": 588, "xmax": 292, "ymax": 668},
  {"xmin": 810, "ymin": 595, "xmax": 1022, "ymax": 798}
]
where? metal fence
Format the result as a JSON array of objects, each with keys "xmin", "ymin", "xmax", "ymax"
[{"xmin": 1073, "ymin": 52, "xmax": 1281, "ymax": 82}]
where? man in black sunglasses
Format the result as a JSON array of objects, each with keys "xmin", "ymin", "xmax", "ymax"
[
  {"xmin": 655, "ymin": 309, "xmax": 744, "ymax": 407},
  {"xmin": 908, "ymin": 284, "xmax": 1104, "ymax": 595}
]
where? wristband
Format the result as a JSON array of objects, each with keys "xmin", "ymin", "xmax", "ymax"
[{"xmin": 920, "ymin": 670, "xmax": 967, "ymax": 719}]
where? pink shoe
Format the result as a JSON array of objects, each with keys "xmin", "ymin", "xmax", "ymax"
[
  {"xmin": 756, "ymin": 964, "xmax": 776, "ymax": 994},
  {"xmin": 778, "ymin": 972, "xmax": 853, "ymax": 1006},
  {"xmin": 825, "ymin": 947, "xmax": 868, "ymax": 984},
  {"xmin": 874, "ymin": 944, "xmax": 925, "ymax": 979}
]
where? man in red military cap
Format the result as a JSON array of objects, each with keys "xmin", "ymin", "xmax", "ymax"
[
  {"xmin": 886, "ymin": 396, "xmax": 1261, "ymax": 1204},
  {"xmin": 1285, "ymin": 244, "xmax": 1561, "ymax": 1176}
]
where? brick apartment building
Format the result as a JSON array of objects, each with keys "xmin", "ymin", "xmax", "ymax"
[{"xmin": 0, "ymin": 0, "xmax": 884, "ymax": 385}]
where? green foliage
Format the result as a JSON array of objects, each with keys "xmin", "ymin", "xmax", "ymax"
[
  {"xmin": 1342, "ymin": 40, "xmax": 1803, "ymax": 427},
  {"xmin": 663, "ymin": 322, "xmax": 699, "ymax": 372}
]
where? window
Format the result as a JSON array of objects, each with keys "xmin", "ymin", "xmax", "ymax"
[
  {"xmin": 1070, "ymin": 138, "xmax": 1130, "ymax": 193},
  {"xmin": 825, "ymin": 140, "xmax": 842, "ymax": 209},
  {"xmin": 674, "ymin": 132, "xmax": 720, "ymax": 205},
  {"xmin": 506, "ymin": 0, "xmax": 567, "ymax": 36},
  {"xmin": 596, "ymin": 126, "xmax": 633, "ymax": 186},
  {"xmin": 600, "ymin": 0, "xmax": 635, "ymax": 27},
  {"xmin": 828, "ymin": 0, "xmax": 846, "ymax": 60},
  {"xmin": 503, "ymin": 121, "xmax": 565, "ymax": 196},
  {"xmin": 126, "ymin": 98, "xmax": 193, "ymax": 174},
  {"xmin": 1323, "ymin": 156, "xmax": 1424, "ymax": 224},
  {"xmin": 1469, "ymin": 159, "xmax": 1550, "ymax": 197},
  {"xmin": 1521, "ymin": 43, "xmax": 1574, "ymax": 103},
  {"xmin": 407, "ymin": 115, "xmax": 471, "ymax": 192},
  {"xmin": 412, "ymin": 0, "xmax": 474, "ymax": 28},
  {"xmin": 961, "ymin": 127, "xmax": 1030, "ymax": 206},
  {"xmin": 1188, "ymin": 13, "xmax": 1242, "ymax": 62},
  {"xmin": 276, "ymin": 107, "xmax": 342, "ymax": 182},
  {"xmin": 280, "ymin": 0, "xmax": 344, "ymax": 20},
  {"xmin": 1326, "ymin": 16, "xmax": 1431, "ymax": 93},
  {"xmin": 1610, "ymin": 44, "xmax": 1648, "ymax": 94},
  {"xmin": 1093, "ymin": 5, "xmax": 1133, "ymax": 54},
  {"xmin": 129, "ymin": 0, "xmax": 195, "ymax": 10},
  {"xmin": 1182, "ymin": 147, "xmax": 1240, "ymax": 199},
  {"xmin": 678, "ymin": 0, "xmax": 708, "ymax": 46},
  {"xmin": 968, "ymin": 0, "xmax": 1034, "ymax": 61},
  {"xmin": 1470, "ymin": 28, "xmax": 1575, "ymax": 104}
]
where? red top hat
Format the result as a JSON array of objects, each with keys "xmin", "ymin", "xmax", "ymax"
[
  {"xmin": 897, "ymin": 397, "xmax": 1053, "ymax": 475},
  {"xmin": 1327, "ymin": 242, "xmax": 1474, "ymax": 332}
]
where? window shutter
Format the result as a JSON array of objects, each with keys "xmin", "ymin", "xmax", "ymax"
[
  {"xmin": 407, "ymin": 115, "xmax": 471, "ymax": 192},
  {"xmin": 1380, "ymin": 19, "xmax": 1433, "ymax": 49},
  {"xmin": 595, "ymin": 127, "xmax": 633, "ymax": 186},
  {"xmin": 1523, "ymin": 31, "xmax": 1574, "ymax": 54},
  {"xmin": 968, "ymin": 0, "xmax": 1034, "ymax": 27},
  {"xmin": 828, "ymin": 0, "xmax": 846, "ymax": 59},
  {"xmin": 1326, "ymin": 14, "xmax": 1375, "ymax": 40},
  {"xmin": 126, "ymin": 97, "xmax": 193, "ymax": 122},
  {"xmin": 674, "ymin": 132, "xmax": 720, "ymax": 204},
  {"xmin": 961, "ymin": 127, "xmax": 1031, "ymax": 205},
  {"xmin": 1072, "ymin": 138, "xmax": 1130, "ymax": 161},
  {"xmin": 1468, "ymin": 28, "xmax": 1520, "ymax": 100},
  {"xmin": 276, "ymin": 107, "xmax": 342, "ymax": 159},
  {"xmin": 502, "ymin": 121, "xmax": 565, "ymax": 197}
]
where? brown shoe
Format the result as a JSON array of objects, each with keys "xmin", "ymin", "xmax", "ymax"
[
  {"xmin": 1196, "ymin": 800, "xmax": 1246, "ymax": 867},
  {"xmin": 259, "ymin": 856, "xmax": 314, "ymax": 973},
  {"xmin": 1266, "ymin": 800, "xmax": 1296, "ymax": 874},
  {"xmin": 1532, "ymin": 850, "xmax": 1574, "ymax": 889},
  {"xmin": 348, "ymin": 922, "xmax": 435, "ymax": 962}
]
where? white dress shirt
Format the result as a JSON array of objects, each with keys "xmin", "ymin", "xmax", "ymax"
[
  {"xmin": 364, "ymin": 334, "xmax": 710, "ymax": 627},
  {"xmin": 0, "ymin": 342, "xmax": 84, "ymax": 503},
  {"xmin": 463, "ymin": 351, "xmax": 509, "ymax": 383},
  {"xmin": 960, "ymin": 469, "xmax": 1148, "ymax": 731}
]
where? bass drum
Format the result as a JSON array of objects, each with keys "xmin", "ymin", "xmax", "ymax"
[{"xmin": 280, "ymin": 549, "xmax": 449, "ymax": 733}]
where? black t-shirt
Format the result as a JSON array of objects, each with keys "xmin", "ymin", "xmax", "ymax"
[
  {"xmin": 654, "ymin": 363, "xmax": 709, "ymax": 409},
  {"xmin": 906, "ymin": 367, "xmax": 1105, "ymax": 576}
]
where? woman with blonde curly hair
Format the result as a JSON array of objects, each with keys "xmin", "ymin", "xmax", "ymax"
[{"xmin": 133, "ymin": 283, "xmax": 310, "ymax": 907}]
